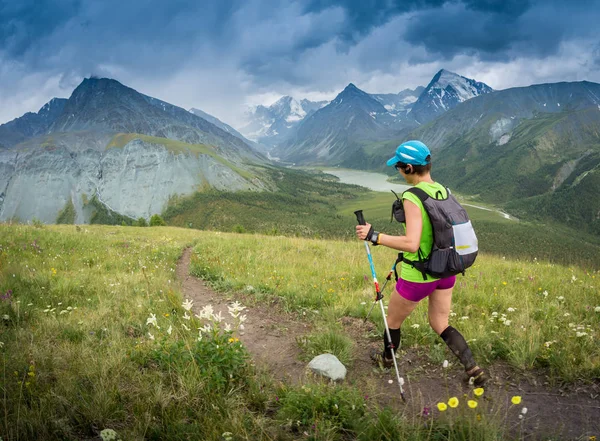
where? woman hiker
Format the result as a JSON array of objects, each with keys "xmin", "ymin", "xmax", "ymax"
[{"xmin": 355, "ymin": 140, "xmax": 487, "ymax": 386}]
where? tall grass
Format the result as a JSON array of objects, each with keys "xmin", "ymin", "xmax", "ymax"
[
  {"xmin": 1, "ymin": 224, "xmax": 598, "ymax": 440},
  {"xmin": 188, "ymin": 232, "xmax": 600, "ymax": 382}
]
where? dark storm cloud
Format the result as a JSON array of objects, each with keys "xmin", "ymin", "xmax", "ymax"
[
  {"xmin": 303, "ymin": 0, "xmax": 446, "ymax": 42},
  {"xmin": 403, "ymin": 0, "xmax": 600, "ymax": 61},
  {"xmin": 0, "ymin": 0, "xmax": 82, "ymax": 56},
  {"xmin": 1, "ymin": 0, "xmax": 600, "ymax": 126}
]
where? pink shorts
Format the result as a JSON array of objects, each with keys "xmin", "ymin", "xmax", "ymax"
[{"xmin": 396, "ymin": 276, "xmax": 456, "ymax": 302}]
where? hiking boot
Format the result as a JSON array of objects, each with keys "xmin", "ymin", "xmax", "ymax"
[
  {"xmin": 466, "ymin": 367, "xmax": 488, "ymax": 386},
  {"xmin": 370, "ymin": 350, "xmax": 394, "ymax": 369}
]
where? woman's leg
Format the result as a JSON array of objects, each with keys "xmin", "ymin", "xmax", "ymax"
[
  {"xmin": 429, "ymin": 287, "xmax": 484, "ymax": 381},
  {"xmin": 380, "ymin": 290, "xmax": 419, "ymax": 360}
]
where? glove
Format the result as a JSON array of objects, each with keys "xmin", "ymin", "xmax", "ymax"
[{"xmin": 366, "ymin": 226, "xmax": 380, "ymax": 246}]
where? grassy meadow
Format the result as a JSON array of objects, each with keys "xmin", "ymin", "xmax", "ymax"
[{"xmin": 1, "ymin": 223, "xmax": 599, "ymax": 440}]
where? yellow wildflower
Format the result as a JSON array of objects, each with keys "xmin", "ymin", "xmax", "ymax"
[
  {"xmin": 511, "ymin": 396, "xmax": 522, "ymax": 405},
  {"xmin": 473, "ymin": 388, "xmax": 484, "ymax": 397},
  {"xmin": 228, "ymin": 337, "xmax": 239, "ymax": 343},
  {"xmin": 468, "ymin": 400, "xmax": 478, "ymax": 409},
  {"xmin": 436, "ymin": 402, "xmax": 447, "ymax": 411},
  {"xmin": 448, "ymin": 397, "xmax": 459, "ymax": 408},
  {"xmin": 476, "ymin": 414, "xmax": 482, "ymax": 421}
]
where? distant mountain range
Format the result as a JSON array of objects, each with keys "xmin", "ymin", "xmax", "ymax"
[
  {"xmin": 238, "ymin": 96, "xmax": 328, "ymax": 148},
  {"xmin": 2, "ymin": 69, "xmax": 599, "ymax": 234},
  {"xmin": 0, "ymin": 78, "xmax": 269, "ymax": 224},
  {"xmin": 411, "ymin": 81, "xmax": 600, "ymax": 234},
  {"xmin": 259, "ymin": 70, "xmax": 493, "ymax": 165}
]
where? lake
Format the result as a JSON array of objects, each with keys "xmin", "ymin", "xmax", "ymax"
[{"xmin": 322, "ymin": 168, "xmax": 411, "ymax": 193}]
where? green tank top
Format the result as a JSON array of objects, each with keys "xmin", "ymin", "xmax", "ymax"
[{"xmin": 400, "ymin": 181, "xmax": 448, "ymax": 283}]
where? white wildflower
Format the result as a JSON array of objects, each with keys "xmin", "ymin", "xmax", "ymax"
[
  {"xmin": 507, "ymin": 307, "xmax": 516, "ymax": 312},
  {"xmin": 469, "ymin": 376, "xmax": 475, "ymax": 385},
  {"xmin": 595, "ymin": 306, "xmax": 600, "ymax": 312},
  {"xmin": 2, "ymin": 315, "xmax": 9, "ymax": 320},
  {"xmin": 238, "ymin": 314, "xmax": 247, "ymax": 323},
  {"xmin": 543, "ymin": 290, "xmax": 548, "ymax": 297},
  {"xmin": 148, "ymin": 332, "xmax": 155, "ymax": 340},
  {"xmin": 521, "ymin": 407, "xmax": 528, "ymax": 415},
  {"xmin": 146, "ymin": 313, "xmax": 160, "ymax": 328},
  {"xmin": 167, "ymin": 325, "xmax": 172, "ymax": 335},
  {"xmin": 504, "ymin": 320, "xmax": 512, "ymax": 326},
  {"xmin": 199, "ymin": 324, "xmax": 212, "ymax": 334},
  {"xmin": 399, "ymin": 377, "xmax": 405, "ymax": 386},
  {"xmin": 182, "ymin": 323, "xmax": 190, "ymax": 331},
  {"xmin": 411, "ymin": 323, "xmax": 420, "ymax": 329},
  {"xmin": 442, "ymin": 360, "xmax": 449, "ymax": 369},
  {"xmin": 212, "ymin": 311, "xmax": 224, "ymax": 323},
  {"xmin": 563, "ymin": 313, "xmax": 570, "ymax": 317},
  {"xmin": 224, "ymin": 322, "xmax": 232, "ymax": 332},
  {"xmin": 571, "ymin": 275, "xmax": 577, "ymax": 282},
  {"xmin": 360, "ymin": 302, "xmax": 367, "ymax": 305},
  {"xmin": 557, "ymin": 296, "xmax": 565, "ymax": 301},
  {"xmin": 491, "ymin": 312, "xmax": 498, "ymax": 317},
  {"xmin": 228, "ymin": 301, "xmax": 246, "ymax": 314},
  {"xmin": 182, "ymin": 299, "xmax": 193, "ymax": 311},
  {"xmin": 460, "ymin": 316, "xmax": 469, "ymax": 320},
  {"xmin": 0, "ymin": 341, "xmax": 4, "ymax": 348},
  {"xmin": 576, "ymin": 332, "xmax": 588, "ymax": 338},
  {"xmin": 197, "ymin": 305, "xmax": 214, "ymax": 320},
  {"xmin": 183, "ymin": 312, "xmax": 191, "ymax": 321},
  {"xmin": 388, "ymin": 379, "xmax": 393, "ymax": 384}
]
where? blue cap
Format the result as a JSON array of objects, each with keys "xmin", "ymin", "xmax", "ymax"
[{"xmin": 386, "ymin": 140, "xmax": 431, "ymax": 167}]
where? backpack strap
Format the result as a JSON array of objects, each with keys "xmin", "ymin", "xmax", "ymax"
[
  {"xmin": 401, "ymin": 187, "xmax": 431, "ymax": 280},
  {"xmin": 404, "ymin": 187, "xmax": 430, "ymax": 203}
]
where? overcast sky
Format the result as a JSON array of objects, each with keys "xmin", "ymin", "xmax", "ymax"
[{"xmin": 2, "ymin": 0, "xmax": 600, "ymax": 127}]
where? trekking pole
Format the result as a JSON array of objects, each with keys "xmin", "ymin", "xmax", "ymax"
[
  {"xmin": 354, "ymin": 210, "xmax": 406, "ymax": 402},
  {"xmin": 364, "ymin": 262, "xmax": 396, "ymax": 324}
]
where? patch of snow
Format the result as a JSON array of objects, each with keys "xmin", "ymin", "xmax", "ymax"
[
  {"xmin": 498, "ymin": 134, "xmax": 511, "ymax": 145},
  {"xmin": 557, "ymin": 103, "xmax": 560, "ymax": 107},
  {"xmin": 401, "ymin": 96, "xmax": 418, "ymax": 104}
]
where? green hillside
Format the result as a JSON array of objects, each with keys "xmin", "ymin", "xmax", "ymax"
[{"xmin": 1, "ymin": 224, "xmax": 598, "ymax": 440}]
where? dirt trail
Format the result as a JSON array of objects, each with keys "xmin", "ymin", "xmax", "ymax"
[{"xmin": 177, "ymin": 248, "xmax": 600, "ymax": 440}]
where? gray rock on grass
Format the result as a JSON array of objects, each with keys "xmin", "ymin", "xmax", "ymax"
[{"xmin": 308, "ymin": 354, "xmax": 347, "ymax": 381}]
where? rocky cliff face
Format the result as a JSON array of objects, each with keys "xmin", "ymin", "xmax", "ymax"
[{"xmin": 0, "ymin": 134, "xmax": 266, "ymax": 223}]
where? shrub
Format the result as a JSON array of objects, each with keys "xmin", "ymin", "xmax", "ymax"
[{"xmin": 149, "ymin": 214, "xmax": 166, "ymax": 226}]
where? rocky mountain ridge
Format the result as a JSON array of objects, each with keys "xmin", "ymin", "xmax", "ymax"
[{"xmin": 0, "ymin": 77, "xmax": 270, "ymax": 224}]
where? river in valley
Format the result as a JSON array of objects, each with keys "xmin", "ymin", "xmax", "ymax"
[{"xmin": 322, "ymin": 168, "xmax": 411, "ymax": 193}]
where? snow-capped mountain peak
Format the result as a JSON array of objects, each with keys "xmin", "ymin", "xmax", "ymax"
[
  {"xmin": 238, "ymin": 96, "xmax": 328, "ymax": 146},
  {"xmin": 411, "ymin": 69, "xmax": 493, "ymax": 123}
]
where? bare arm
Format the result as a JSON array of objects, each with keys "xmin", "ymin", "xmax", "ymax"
[{"xmin": 355, "ymin": 199, "xmax": 422, "ymax": 253}]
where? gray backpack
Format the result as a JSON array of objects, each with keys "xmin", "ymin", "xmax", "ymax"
[{"xmin": 392, "ymin": 187, "xmax": 478, "ymax": 280}]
